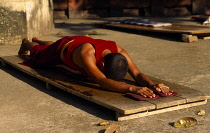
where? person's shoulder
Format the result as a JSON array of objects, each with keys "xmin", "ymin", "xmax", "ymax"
[
  {"xmin": 81, "ymin": 43, "xmax": 95, "ymax": 54},
  {"xmin": 72, "ymin": 43, "xmax": 94, "ymax": 57}
]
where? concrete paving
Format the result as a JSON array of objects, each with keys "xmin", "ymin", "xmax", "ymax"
[{"xmin": 1, "ymin": 17, "xmax": 210, "ymax": 133}]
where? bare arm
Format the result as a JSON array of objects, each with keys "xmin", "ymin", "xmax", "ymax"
[
  {"xmin": 79, "ymin": 51, "xmax": 155, "ymax": 98},
  {"xmin": 73, "ymin": 43, "xmax": 170, "ymax": 97},
  {"xmin": 116, "ymin": 44, "xmax": 155, "ymax": 87},
  {"xmin": 117, "ymin": 44, "xmax": 173, "ymax": 95}
]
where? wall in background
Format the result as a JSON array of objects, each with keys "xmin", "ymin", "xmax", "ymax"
[
  {"xmin": 53, "ymin": 0, "xmax": 210, "ymax": 19},
  {"xmin": 0, "ymin": 0, "xmax": 54, "ymax": 45}
]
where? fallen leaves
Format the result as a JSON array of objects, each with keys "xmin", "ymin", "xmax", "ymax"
[
  {"xmin": 197, "ymin": 110, "xmax": 205, "ymax": 116},
  {"xmin": 90, "ymin": 31, "xmax": 98, "ymax": 35},
  {"xmin": 174, "ymin": 117, "xmax": 198, "ymax": 128},
  {"xmin": 104, "ymin": 125, "xmax": 121, "ymax": 133},
  {"xmin": 99, "ymin": 121, "xmax": 111, "ymax": 126},
  {"xmin": 99, "ymin": 121, "xmax": 120, "ymax": 133}
]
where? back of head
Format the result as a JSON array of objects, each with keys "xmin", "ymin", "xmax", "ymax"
[{"xmin": 103, "ymin": 53, "xmax": 128, "ymax": 81}]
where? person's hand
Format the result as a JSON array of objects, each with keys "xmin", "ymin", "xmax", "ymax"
[
  {"xmin": 129, "ymin": 86, "xmax": 156, "ymax": 98},
  {"xmin": 153, "ymin": 83, "xmax": 173, "ymax": 95}
]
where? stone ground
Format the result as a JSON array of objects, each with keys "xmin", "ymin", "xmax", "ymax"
[{"xmin": 0, "ymin": 17, "xmax": 210, "ymax": 133}]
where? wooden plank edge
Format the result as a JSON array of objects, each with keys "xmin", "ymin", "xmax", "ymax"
[
  {"xmin": 116, "ymin": 99, "xmax": 207, "ymax": 121},
  {"xmin": 0, "ymin": 58, "xmax": 7, "ymax": 67},
  {"xmin": 202, "ymin": 36, "xmax": 210, "ymax": 40},
  {"xmin": 96, "ymin": 23, "xmax": 193, "ymax": 34}
]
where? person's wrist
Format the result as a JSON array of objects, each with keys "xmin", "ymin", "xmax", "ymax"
[{"xmin": 128, "ymin": 86, "xmax": 137, "ymax": 93}]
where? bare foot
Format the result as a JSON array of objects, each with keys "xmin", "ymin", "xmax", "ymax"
[
  {"xmin": 32, "ymin": 37, "xmax": 38, "ymax": 42},
  {"xmin": 18, "ymin": 38, "xmax": 30, "ymax": 55}
]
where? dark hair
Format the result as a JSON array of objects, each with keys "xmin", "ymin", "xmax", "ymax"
[{"xmin": 103, "ymin": 53, "xmax": 128, "ymax": 81}]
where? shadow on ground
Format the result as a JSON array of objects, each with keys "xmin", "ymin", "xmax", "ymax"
[
  {"xmin": 0, "ymin": 65, "xmax": 115, "ymax": 120},
  {"xmin": 54, "ymin": 19, "xmax": 184, "ymax": 42}
]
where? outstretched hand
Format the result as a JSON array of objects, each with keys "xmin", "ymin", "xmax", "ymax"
[
  {"xmin": 129, "ymin": 83, "xmax": 174, "ymax": 98},
  {"xmin": 129, "ymin": 86, "xmax": 156, "ymax": 98},
  {"xmin": 153, "ymin": 83, "xmax": 173, "ymax": 95}
]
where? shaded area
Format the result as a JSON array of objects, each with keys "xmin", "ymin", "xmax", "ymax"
[
  {"xmin": 0, "ymin": 65, "xmax": 115, "ymax": 120},
  {"xmin": 52, "ymin": 17, "xmax": 210, "ymax": 42},
  {"xmin": 53, "ymin": 21, "xmax": 111, "ymax": 38},
  {"xmin": 53, "ymin": 19, "xmax": 182, "ymax": 42},
  {"xmin": 95, "ymin": 18, "xmax": 210, "ymax": 42}
]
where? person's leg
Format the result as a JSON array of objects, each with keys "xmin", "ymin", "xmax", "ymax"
[
  {"xmin": 18, "ymin": 38, "xmax": 38, "ymax": 55},
  {"xmin": 32, "ymin": 37, "xmax": 54, "ymax": 46}
]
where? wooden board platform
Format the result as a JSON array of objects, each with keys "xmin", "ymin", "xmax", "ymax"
[
  {"xmin": 96, "ymin": 22, "xmax": 210, "ymax": 42},
  {"xmin": 96, "ymin": 23, "xmax": 210, "ymax": 35},
  {"xmin": 192, "ymin": 14, "xmax": 210, "ymax": 21},
  {"xmin": 1, "ymin": 55, "xmax": 210, "ymax": 121}
]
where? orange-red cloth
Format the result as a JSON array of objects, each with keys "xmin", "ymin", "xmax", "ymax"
[
  {"xmin": 62, "ymin": 36, "xmax": 118, "ymax": 75},
  {"xmin": 22, "ymin": 36, "xmax": 118, "ymax": 76},
  {"xmin": 25, "ymin": 36, "xmax": 81, "ymax": 67}
]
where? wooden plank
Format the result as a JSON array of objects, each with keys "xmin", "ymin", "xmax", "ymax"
[
  {"xmin": 148, "ymin": 76, "xmax": 210, "ymax": 103},
  {"xmin": 202, "ymin": 36, "xmax": 210, "ymax": 40},
  {"xmin": 96, "ymin": 23, "xmax": 210, "ymax": 35},
  {"xmin": 192, "ymin": 15, "xmax": 209, "ymax": 22},
  {"xmin": 0, "ymin": 55, "xmax": 156, "ymax": 115},
  {"xmin": 147, "ymin": 96, "xmax": 186, "ymax": 109},
  {"xmin": 124, "ymin": 74, "xmax": 187, "ymax": 109},
  {"xmin": 1, "ymin": 55, "xmax": 209, "ymax": 120},
  {"xmin": 116, "ymin": 99, "xmax": 207, "ymax": 121}
]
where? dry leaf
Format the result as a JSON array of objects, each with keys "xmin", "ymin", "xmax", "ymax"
[
  {"xmin": 56, "ymin": 31, "xmax": 62, "ymax": 35},
  {"xmin": 174, "ymin": 117, "xmax": 197, "ymax": 128},
  {"xmin": 104, "ymin": 125, "xmax": 120, "ymax": 133},
  {"xmin": 99, "ymin": 121, "xmax": 111, "ymax": 126},
  {"xmin": 90, "ymin": 31, "xmax": 98, "ymax": 35},
  {"xmin": 197, "ymin": 110, "xmax": 205, "ymax": 116}
]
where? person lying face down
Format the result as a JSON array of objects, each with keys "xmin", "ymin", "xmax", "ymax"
[{"xmin": 18, "ymin": 36, "xmax": 174, "ymax": 98}]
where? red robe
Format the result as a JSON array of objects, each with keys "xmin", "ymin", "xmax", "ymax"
[{"xmin": 27, "ymin": 36, "xmax": 118, "ymax": 75}]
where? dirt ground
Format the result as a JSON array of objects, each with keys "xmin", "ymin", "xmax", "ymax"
[{"xmin": 1, "ymin": 17, "xmax": 210, "ymax": 133}]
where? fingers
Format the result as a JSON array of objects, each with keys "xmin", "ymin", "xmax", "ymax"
[
  {"xmin": 156, "ymin": 83, "xmax": 173, "ymax": 95},
  {"xmin": 135, "ymin": 87, "xmax": 155, "ymax": 98},
  {"xmin": 160, "ymin": 87, "xmax": 172, "ymax": 95}
]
